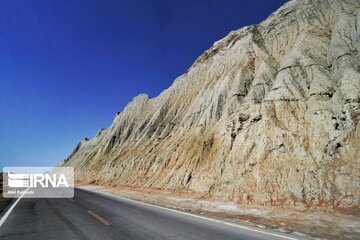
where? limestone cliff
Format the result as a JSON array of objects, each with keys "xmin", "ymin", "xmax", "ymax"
[{"xmin": 62, "ymin": 0, "xmax": 360, "ymax": 211}]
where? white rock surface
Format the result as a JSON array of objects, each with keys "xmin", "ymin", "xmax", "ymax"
[{"xmin": 62, "ymin": 0, "xmax": 360, "ymax": 211}]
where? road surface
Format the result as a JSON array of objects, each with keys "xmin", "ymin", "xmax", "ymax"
[{"xmin": 0, "ymin": 188, "xmax": 298, "ymax": 240}]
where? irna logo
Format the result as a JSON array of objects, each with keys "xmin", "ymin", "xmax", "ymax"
[
  {"xmin": 8, "ymin": 172, "xmax": 69, "ymax": 188},
  {"xmin": 3, "ymin": 167, "xmax": 74, "ymax": 199}
]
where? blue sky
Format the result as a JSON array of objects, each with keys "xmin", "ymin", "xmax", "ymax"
[{"xmin": 0, "ymin": 0, "xmax": 288, "ymax": 169}]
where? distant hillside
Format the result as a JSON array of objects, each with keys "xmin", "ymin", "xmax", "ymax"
[{"xmin": 0, "ymin": 173, "xmax": 11, "ymax": 214}]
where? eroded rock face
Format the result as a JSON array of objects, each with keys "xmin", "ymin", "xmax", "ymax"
[{"xmin": 61, "ymin": 0, "xmax": 360, "ymax": 211}]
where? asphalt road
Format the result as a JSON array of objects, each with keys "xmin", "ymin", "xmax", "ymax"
[{"xmin": 0, "ymin": 188, "xmax": 297, "ymax": 240}]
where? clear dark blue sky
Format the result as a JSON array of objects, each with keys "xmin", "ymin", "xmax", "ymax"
[{"xmin": 0, "ymin": 0, "xmax": 288, "ymax": 169}]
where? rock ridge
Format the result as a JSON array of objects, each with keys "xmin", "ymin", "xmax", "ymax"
[{"xmin": 62, "ymin": 0, "xmax": 360, "ymax": 212}]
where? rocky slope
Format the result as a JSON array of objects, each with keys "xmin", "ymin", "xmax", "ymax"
[{"xmin": 62, "ymin": 0, "xmax": 360, "ymax": 212}]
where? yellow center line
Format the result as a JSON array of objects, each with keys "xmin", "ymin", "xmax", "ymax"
[{"xmin": 88, "ymin": 211, "xmax": 112, "ymax": 226}]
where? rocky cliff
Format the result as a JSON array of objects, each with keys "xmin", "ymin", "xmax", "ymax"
[{"xmin": 62, "ymin": 0, "xmax": 360, "ymax": 211}]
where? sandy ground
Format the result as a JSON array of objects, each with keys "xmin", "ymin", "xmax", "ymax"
[{"xmin": 78, "ymin": 184, "xmax": 360, "ymax": 240}]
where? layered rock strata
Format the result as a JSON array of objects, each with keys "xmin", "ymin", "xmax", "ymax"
[{"xmin": 62, "ymin": 0, "xmax": 360, "ymax": 211}]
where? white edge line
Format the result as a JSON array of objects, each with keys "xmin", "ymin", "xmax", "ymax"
[
  {"xmin": 77, "ymin": 187, "xmax": 300, "ymax": 240},
  {"xmin": 0, "ymin": 187, "xmax": 29, "ymax": 228}
]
